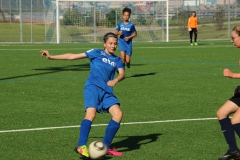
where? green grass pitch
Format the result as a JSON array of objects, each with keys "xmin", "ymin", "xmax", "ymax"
[{"xmin": 1, "ymin": 41, "xmax": 240, "ymax": 159}]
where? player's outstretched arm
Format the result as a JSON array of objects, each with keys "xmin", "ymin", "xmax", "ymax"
[
  {"xmin": 223, "ymin": 68, "xmax": 240, "ymax": 78},
  {"xmin": 40, "ymin": 50, "xmax": 87, "ymax": 60},
  {"xmin": 107, "ymin": 68, "xmax": 125, "ymax": 87}
]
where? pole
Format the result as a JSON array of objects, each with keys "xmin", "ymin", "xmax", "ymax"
[
  {"xmin": 19, "ymin": 0, "xmax": 22, "ymax": 42},
  {"xmin": 9, "ymin": 0, "xmax": 11, "ymax": 23},
  {"xmin": 31, "ymin": 0, "xmax": 33, "ymax": 43},
  {"xmin": 115, "ymin": 9, "xmax": 117, "ymax": 27},
  {"xmin": 56, "ymin": 0, "xmax": 60, "ymax": 44},
  {"xmin": 93, "ymin": 2, "xmax": 96, "ymax": 42},
  {"xmin": 166, "ymin": 0, "xmax": 169, "ymax": 42},
  {"xmin": 228, "ymin": 0, "xmax": 230, "ymax": 39},
  {"xmin": 162, "ymin": 2, "xmax": 164, "ymax": 41}
]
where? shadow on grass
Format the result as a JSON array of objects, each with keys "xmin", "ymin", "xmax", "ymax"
[
  {"xmin": 86, "ymin": 133, "xmax": 162, "ymax": 159},
  {"xmin": 111, "ymin": 133, "xmax": 162, "ymax": 152},
  {"xmin": 0, "ymin": 63, "xmax": 90, "ymax": 81},
  {"xmin": 127, "ymin": 72, "xmax": 157, "ymax": 78},
  {"xmin": 90, "ymin": 133, "xmax": 162, "ymax": 153}
]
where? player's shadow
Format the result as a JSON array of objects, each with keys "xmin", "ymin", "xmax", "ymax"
[
  {"xmin": 111, "ymin": 133, "xmax": 162, "ymax": 152},
  {"xmin": 0, "ymin": 63, "xmax": 90, "ymax": 81},
  {"xmin": 33, "ymin": 64, "xmax": 90, "ymax": 72},
  {"xmin": 87, "ymin": 133, "xmax": 162, "ymax": 159},
  {"xmin": 127, "ymin": 72, "xmax": 157, "ymax": 78}
]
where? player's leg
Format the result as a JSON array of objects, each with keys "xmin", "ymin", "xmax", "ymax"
[
  {"xmin": 125, "ymin": 42, "xmax": 132, "ymax": 68},
  {"xmin": 189, "ymin": 30, "xmax": 193, "ymax": 45},
  {"xmin": 120, "ymin": 51, "xmax": 126, "ymax": 63},
  {"xmin": 217, "ymin": 100, "xmax": 240, "ymax": 160},
  {"xmin": 230, "ymin": 96, "xmax": 240, "ymax": 160},
  {"xmin": 75, "ymin": 108, "xmax": 96, "ymax": 157},
  {"xmin": 126, "ymin": 55, "xmax": 131, "ymax": 68},
  {"xmin": 103, "ymin": 104, "xmax": 123, "ymax": 156},
  {"xmin": 101, "ymin": 95, "xmax": 123, "ymax": 156},
  {"xmin": 118, "ymin": 40, "xmax": 126, "ymax": 63},
  {"xmin": 75, "ymin": 85, "xmax": 99, "ymax": 158},
  {"xmin": 232, "ymin": 108, "xmax": 240, "ymax": 138},
  {"xmin": 193, "ymin": 29, "xmax": 198, "ymax": 45}
]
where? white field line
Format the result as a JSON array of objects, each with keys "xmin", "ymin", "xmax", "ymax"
[{"xmin": 0, "ymin": 117, "xmax": 217, "ymax": 133}]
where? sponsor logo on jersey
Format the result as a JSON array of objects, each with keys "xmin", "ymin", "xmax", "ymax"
[
  {"xmin": 102, "ymin": 58, "xmax": 116, "ymax": 67},
  {"xmin": 120, "ymin": 26, "xmax": 130, "ymax": 31}
]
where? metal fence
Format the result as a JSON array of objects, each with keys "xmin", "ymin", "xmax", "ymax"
[{"xmin": 0, "ymin": 0, "xmax": 239, "ymax": 43}]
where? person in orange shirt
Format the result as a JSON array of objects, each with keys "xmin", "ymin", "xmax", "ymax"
[{"xmin": 188, "ymin": 11, "xmax": 198, "ymax": 46}]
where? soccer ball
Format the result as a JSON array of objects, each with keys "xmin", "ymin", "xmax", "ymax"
[{"xmin": 88, "ymin": 141, "xmax": 107, "ymax": 159}]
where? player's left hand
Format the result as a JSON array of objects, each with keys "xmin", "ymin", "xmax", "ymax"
[
  {"xmin": 107, "ymin": 79, "xmax": 118, "ymax": 87},
  {"xmin": 125, "ymin": 37, "xmax": 131, "ymax": 41}
]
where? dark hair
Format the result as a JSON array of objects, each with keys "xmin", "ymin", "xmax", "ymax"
[
  {"xmin": 103, "ymin": 32, "xmax": 118, "ymax": 43},
  {"xmin": 192, "ymin": 11, "xmax": 196, "ymax": 16},
  {"xmin": 122, "ymin": 7, "xmax": 131, "ymax": 15},
  {"xmin": 232, "ymin": 25, "xmax": 240, "ymax": 36}
]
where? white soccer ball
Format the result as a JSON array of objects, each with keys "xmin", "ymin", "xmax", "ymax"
[{"xmin": 88, "ymin": 141, "xmax": 107, "ymax": 159}]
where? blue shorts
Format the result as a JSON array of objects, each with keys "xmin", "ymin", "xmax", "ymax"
[
  {"xmin": 84, "ymin": 85, "xmax": 120, "ymax": 113},
  {"xmin": 118, "ymin": 39, "xmax": 132, "ymax": 56}
]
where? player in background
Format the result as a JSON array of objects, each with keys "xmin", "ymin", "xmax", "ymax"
[
  {"xmin": 188, "ymin": 11, "xmax": 198, "ymax": 46},
  {"xmin": 40, "ymin": 32, "xmax": 125, "ymax": 158},
  {"xmin": 115, "ymin": 7, "xmax": 137, "ymax": 68},
  {"xmin": 217, "ymin": 24, "xmax": 240, "ymax": 160}
]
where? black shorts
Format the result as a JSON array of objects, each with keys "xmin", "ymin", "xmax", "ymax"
[{"xmin": 229, "ymin": 86, "xmax": 240, "ymax": 106}]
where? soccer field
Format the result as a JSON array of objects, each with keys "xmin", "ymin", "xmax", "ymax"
[{"xmin": 1, "ymin": 41, "xmax": 240, "ymax": 159}]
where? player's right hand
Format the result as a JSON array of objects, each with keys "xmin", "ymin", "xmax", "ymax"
[
  {"xmin": 40, "ymin": 50, "xmax": 51, "ymax": 58},
  {"xmin": 118, "ymin": 31, "xmax": 123, "ymax": 35},
  {"xmin": 223, "ymin": 68, "xmax": 233, "ymax": 77}
]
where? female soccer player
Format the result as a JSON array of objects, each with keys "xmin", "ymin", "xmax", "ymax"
[
  {"xmin": 115, "ymin": 7, "xmax": 137, "ymax": 68},
  {"xmin": 217, "ymin": 24, "xmax": 240, "ymax": 160},
  {"xmin": 188, "ymin": 11, "xmax": 198, "ymax": 46},
  {"xmin": 40, "ymin": 32, "xmax": 125, "ymax": 158}
]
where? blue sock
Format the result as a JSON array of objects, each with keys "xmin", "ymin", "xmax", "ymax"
[
  {"xmin": 103, "ymin": 119, "xmax": 120, "ymax": 149},
  {"xmin": 219, "ymin": 117, "xmax": 238, "ymax": 152},
  {"xmin": 77, "ymin": 119, "xmax": 92, "ymax": 146}
]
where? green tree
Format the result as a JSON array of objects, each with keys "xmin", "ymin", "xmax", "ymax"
[
  {"xmin": 106, "ymin": 10, "xmax": 119, "ymax": 27},
  {"xmin": 137, "ymin": 15, "xmax": 147, "ymax": 25},
  {"xmin": 62, "ymin": 8, "xmax": 83, "ymax": 25},
  {"xmin": 178, "ymin": 9, "xmax": 190, "ymax": 36},
  {"xmin": 214, "ymin": 6, "xmax": 224, "ymax": 30}
]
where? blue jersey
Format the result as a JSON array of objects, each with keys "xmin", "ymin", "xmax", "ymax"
[
  {"xmin": 84, "ymin": 49, "xmax": 124, "ymax": 94},
  {"xmin": 116, "ymin": 21, "xmax": 136, "ymax": 42}
]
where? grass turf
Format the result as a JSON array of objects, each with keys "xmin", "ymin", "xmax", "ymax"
[{"xmin": 0, "ymin": 41, "xmax": 240, "ymax": 159}]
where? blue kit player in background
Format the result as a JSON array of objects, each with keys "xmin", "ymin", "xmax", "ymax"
[
  {"xmin": 40, "ymin": 32, "xmax": 125, "ymax": 158},
  {"xmin": 115, "ymin": 7, "xmax": 137, "ymax": 68}
]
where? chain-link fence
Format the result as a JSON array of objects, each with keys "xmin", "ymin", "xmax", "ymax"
[
  {"xmin": 0, "ymin": 0, "xmax": 239, "ymax": 43},
  {"xmin": 0, "ymin": 0, "xmax": 45, "ymax": 43}
]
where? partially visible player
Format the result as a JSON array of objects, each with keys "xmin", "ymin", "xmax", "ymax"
[
  {"xmin": 217, "ymin": 24, "xmax": 240, "ymax": 160},
  {"xmin": 188, "ymin": 11, "xmax": 198, "ymax": 46},
  {"xmin": 40, "ymin": 32, "xmax": 125, "ymax": 158},
  {"xmin": 115, "ymin": 7, "xmax": 137, "ymax": 68}
]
